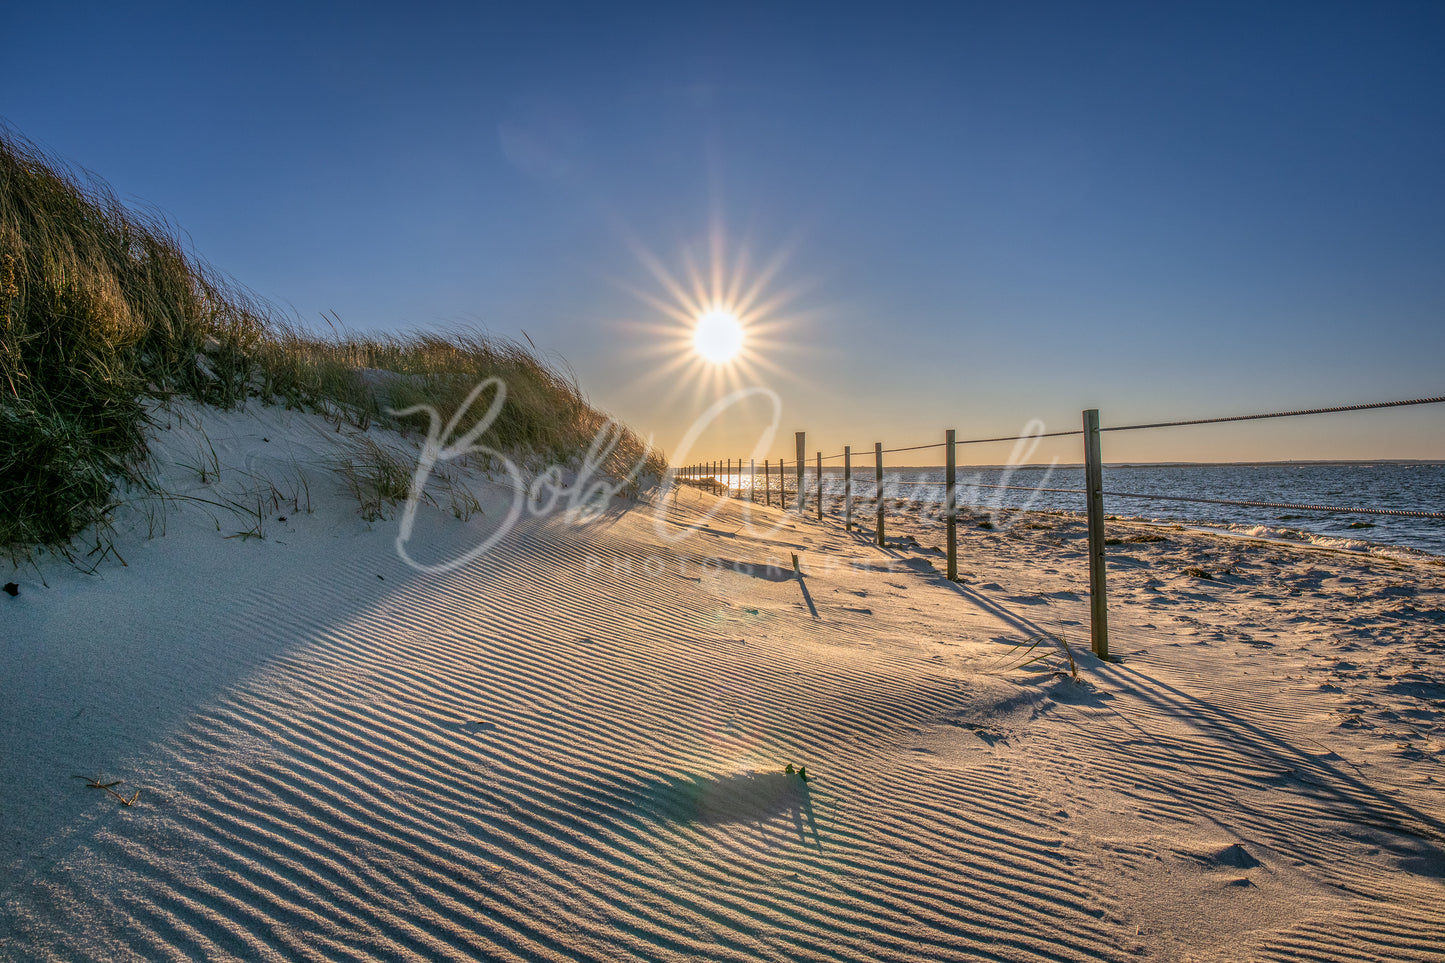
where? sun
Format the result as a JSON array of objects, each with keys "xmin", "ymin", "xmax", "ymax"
[
  {"xmin": 614, "ymin": 217, "xmax": 807, "ymax": 405},
  {"xmin": 693, "ymin": 308, "xmax": 744, "ymax": 364}
]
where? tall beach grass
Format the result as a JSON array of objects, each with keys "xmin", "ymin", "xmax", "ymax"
[{"xmin": 0, "ymin": 123, "xmax": 662, "ymax": 550}]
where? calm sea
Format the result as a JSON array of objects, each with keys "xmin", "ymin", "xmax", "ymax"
[{"xmin": 720, "ymin": 463, "xmax": 1445, "ymax": 558}]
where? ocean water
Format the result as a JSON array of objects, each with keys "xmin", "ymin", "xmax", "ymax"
[{"xmin": 713, "ymin": 463, "xmax": 1445, "ymax": 559}]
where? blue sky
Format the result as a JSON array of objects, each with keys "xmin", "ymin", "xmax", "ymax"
[{"xmin": 8, "ymin": 1, "xmax": 1444, "ymax": 463}]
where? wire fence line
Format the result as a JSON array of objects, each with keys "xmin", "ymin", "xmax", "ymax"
[
  {"xmin": 800, "ymin": 392, "xmax": 1445, "ymax": 462},
  {"xmin": 681, "ymin": 463, "xmax": 1442, "ymax": 521},
  {"xmin": 1100, "ymin": 393, "xmax": 1445, "ymax": 434},
  {"xmin": 676, "ymin": 391, "xmax": 1444, "ymax": 660},
  {"xmin": 681, "ymin": 470, "xmax": 1445, "ymax": 519}
]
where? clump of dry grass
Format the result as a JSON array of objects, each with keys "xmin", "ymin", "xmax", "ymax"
[
  {"xmin": 986, "ymin": 633, "xmax": 1079, "ymax": 679},
  {"xmin": 1, "ymin": 123, "xmax": 664, "ymax": 550},
  {"xmin": 335, "ymin": 437, "xmax": 420, "ymax": 523},
  {"xmin": 0, "ymin": 125, "xmax": 266, "ymax": 546}
]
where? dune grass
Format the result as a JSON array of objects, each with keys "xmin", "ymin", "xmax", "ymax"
[{"xmin": 0, "ymin": 123, "xmax": 663, "ymax": 550}]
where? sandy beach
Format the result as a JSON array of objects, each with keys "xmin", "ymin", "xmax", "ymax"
[{"xmin": 4, "ymin": 399, "xmax": 1444, "ymax": 962}]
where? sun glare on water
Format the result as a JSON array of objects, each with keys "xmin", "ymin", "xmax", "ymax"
[{"xmin": 693, "ymin": 309, "xmax": 744, "ymax": 364}]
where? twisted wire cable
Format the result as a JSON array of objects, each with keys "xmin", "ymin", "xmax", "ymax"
[{"xmin": 1101, "ymin": 394, "xmax": 1445, "ymax": 433}]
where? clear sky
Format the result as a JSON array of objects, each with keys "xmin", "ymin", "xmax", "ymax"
[{"xmin": 8, "ymin": 1, "xmax": 1444, "ymax": 465}]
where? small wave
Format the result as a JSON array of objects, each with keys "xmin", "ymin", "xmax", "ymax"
[
  {"xmin": 1219, "ymin": 523, "xmax": 1439, "ymax": 561},
  {"xmin": 1231, "ymin": 524, "xmax": 1310, "ymax": 542}
]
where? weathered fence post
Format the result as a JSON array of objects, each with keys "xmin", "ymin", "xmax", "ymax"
[
  {"xmin": 794, "ymin": 432, "xmax": 806, "ymax": 513},
  {"xmin": 946, "ymin": 428, "xmax": 957, "ymax": 581},
  {"xmin": 875, "ymin": 442, "xmax": 885, "ymax": 547},
  {"xmin": 844, "ymin": 446, "xmax": 852, "ymax": 531},
  {"xmin": 765, "ymin": 459, "xmax": 771, "ymax": 506},
  {"xmin": 750, "ymin": 458, "xmax": 756, "ymax": 502},
  {"xmin": 816, "ymin": 451, "xmax": 823, "ymax": 520},
  {"xmin": 1083, "ymin": 408, "xmax": 1109, "ymax": 659}
]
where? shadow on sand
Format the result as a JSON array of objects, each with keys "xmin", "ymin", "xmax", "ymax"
[{"xmin": 633, "ymin": 771, "xmax": 823, "ymax": 850}]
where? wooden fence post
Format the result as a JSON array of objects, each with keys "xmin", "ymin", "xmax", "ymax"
[
  {"xmin": 794, "ymin": 432, "xmax": 806, "ymax": 513},
  {"xmin": 875, "ymin": 442, "xmax": 885, "ymax": 547},
  {"xmin": 816, "ymin": 451, "xmax": 823, "ymax": 520},
  {"xmin": 1083, "ymin": 408, "xmax": 1109, "ymax": 660},
  {"xmin": 946, "ymin": 428, "xmax": 957, "ymax": 581},
  {"xmin": 844, "ymin": 446, "xmax": 852, "ymax": 531},
  {"xmin": 750, "ymin": 458, "xmax": 756, "ymax": 502}
]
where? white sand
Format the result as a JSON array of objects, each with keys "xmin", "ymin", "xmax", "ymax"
[{"xmin": 3, "ymin": 400, "xmax": 1444, "ymax": 962}]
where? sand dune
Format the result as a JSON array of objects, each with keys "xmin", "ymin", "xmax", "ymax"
[{"xmin": 3, "ymin": 401, "xmax": 1443, "ymax": 961}]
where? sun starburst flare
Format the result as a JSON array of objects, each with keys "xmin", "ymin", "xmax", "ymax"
[{"xmin": 613, "ymin": 218, "xmax": 813, "ymax": 412}]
